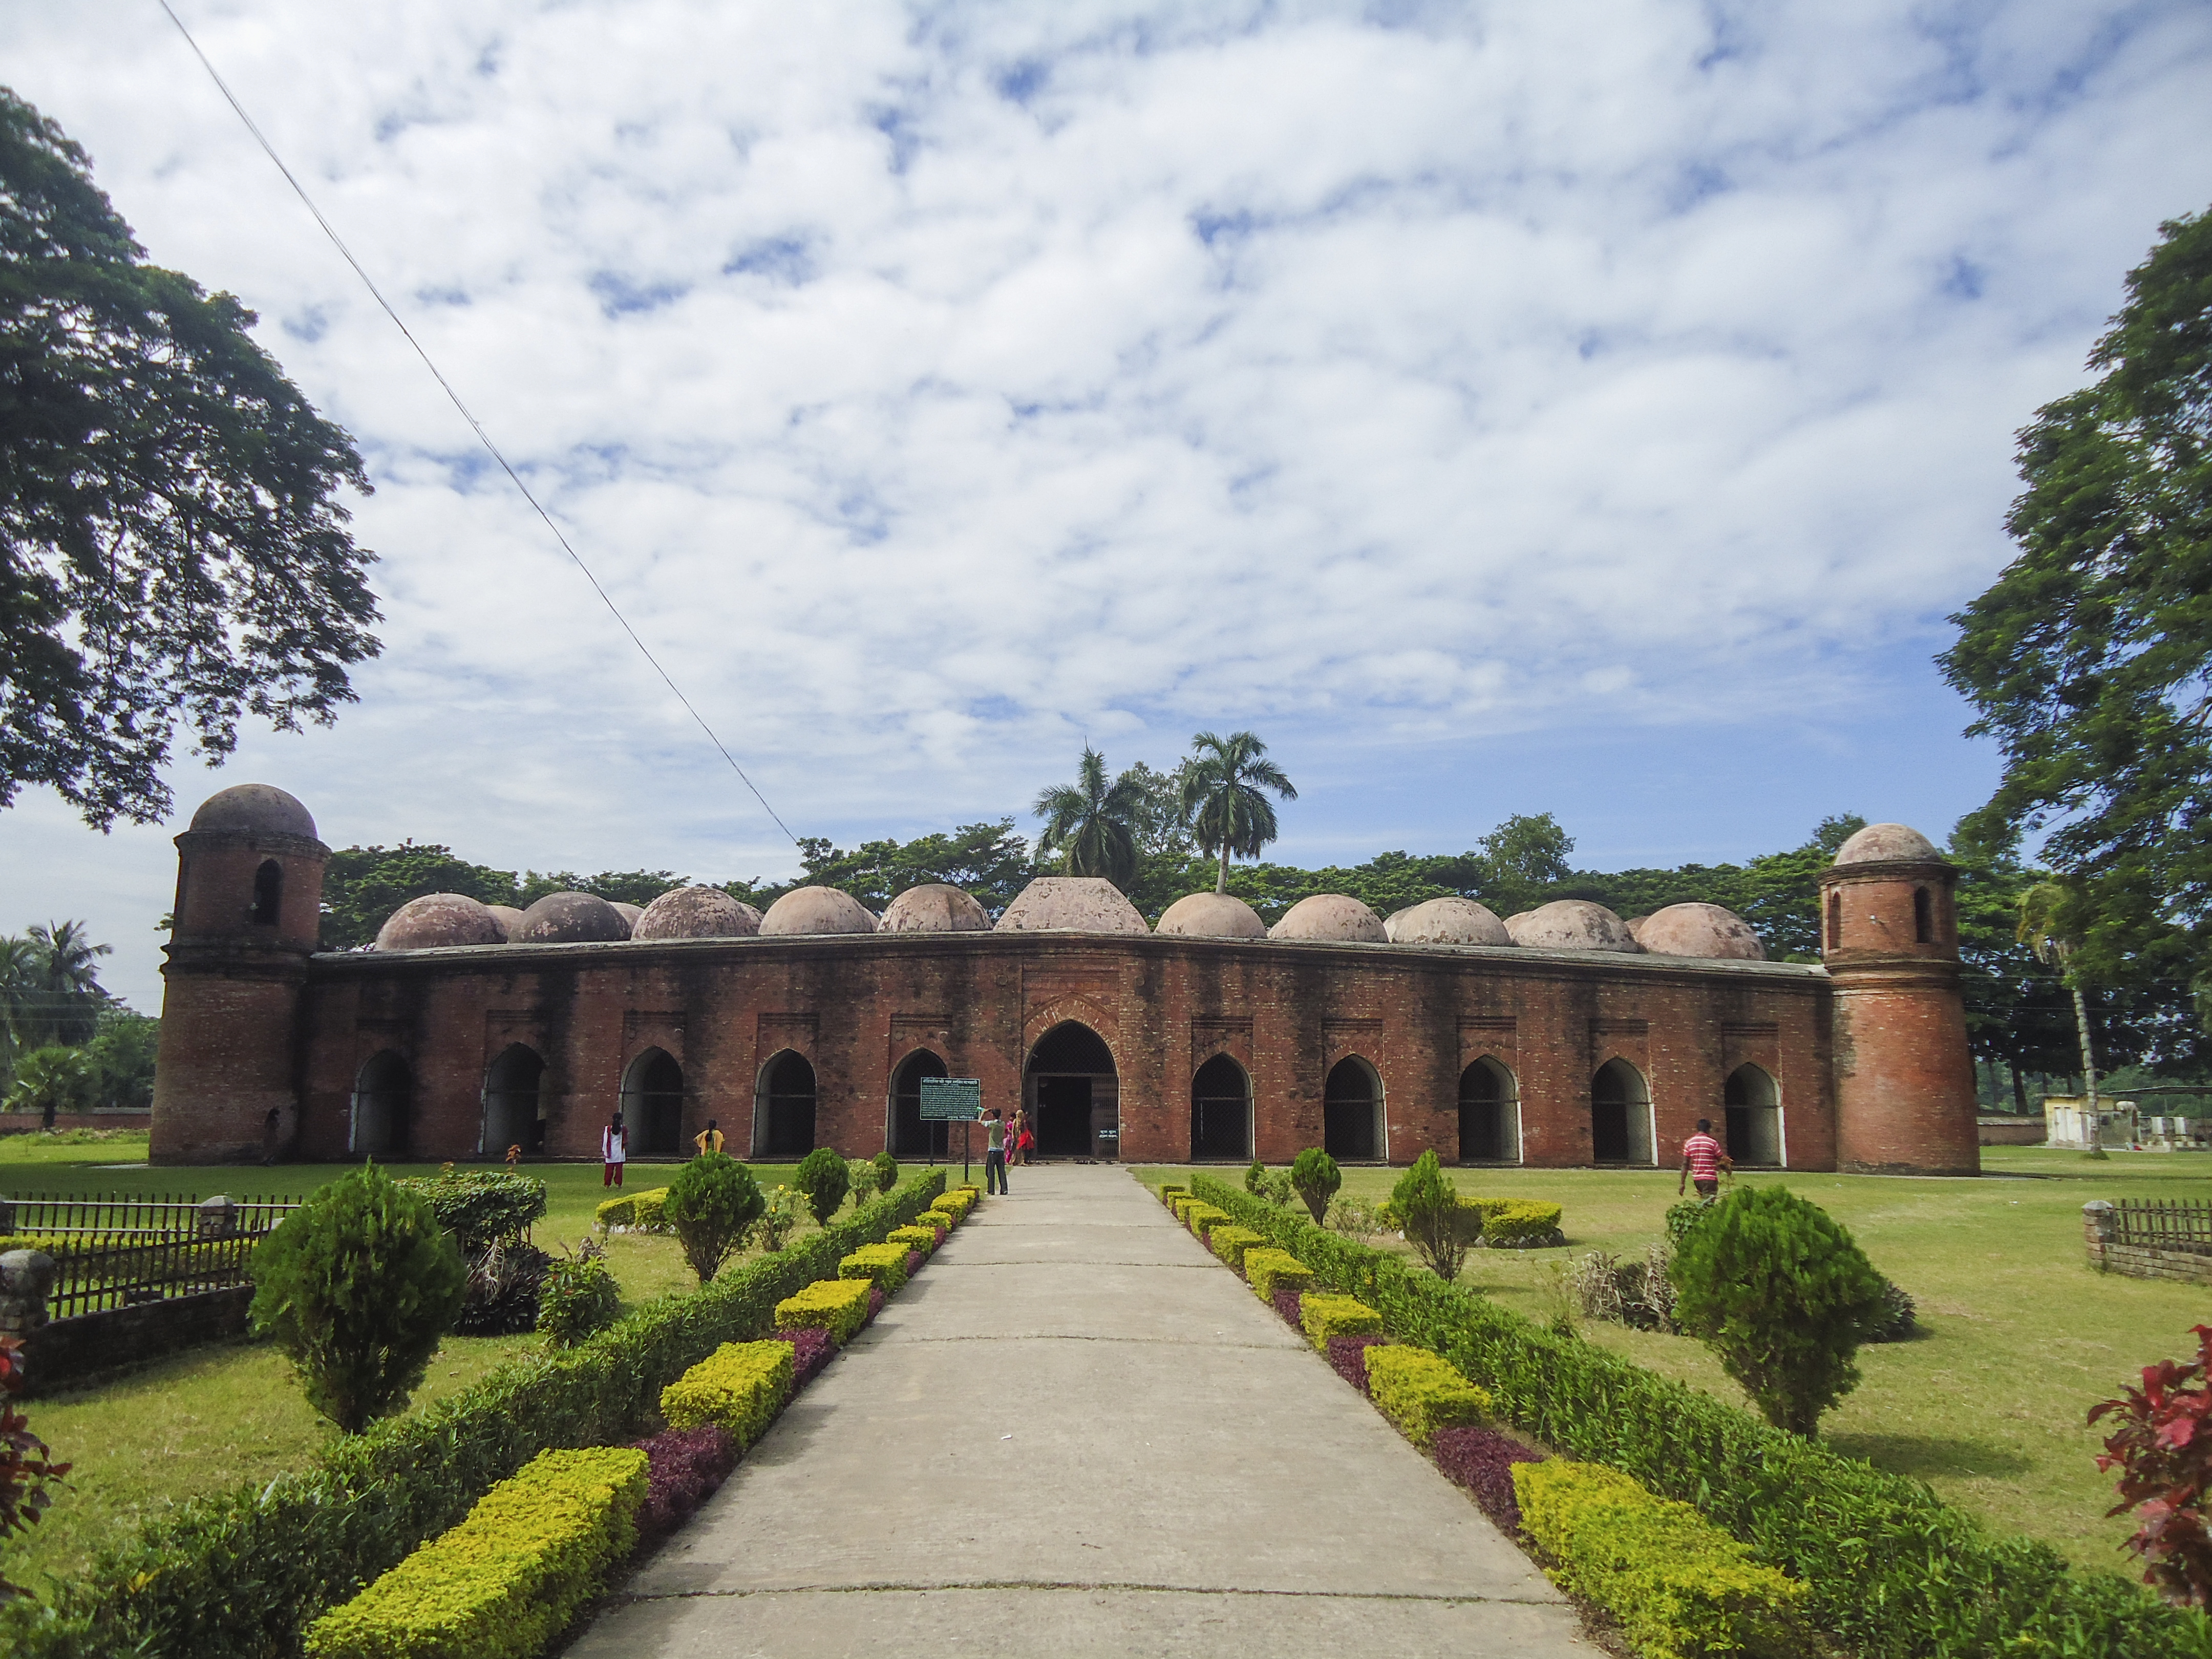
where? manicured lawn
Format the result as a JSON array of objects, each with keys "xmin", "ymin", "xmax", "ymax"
[
  {"xmin": 1137, "ymin": 1146, "xmax": 2210, "ymax": 1575},
  {"xmin": 0, "ymin": 1137, "xmax": 922, "ymax": 1596}
]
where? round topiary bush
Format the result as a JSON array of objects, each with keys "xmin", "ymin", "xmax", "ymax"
[
  {"xmin": 1391, "ymin": 1150, "xmax": 1467, "ymax": 1281},
  {"xmin": 664, "ymin": 1153, "xmax": 766, "ymax": 1284},
  {"xmin": 870, "ymin": 1151, "xmax": 899, "ymax": 1194},
  {"xmin": 793, "ymin": 1147, "xmax": 852, "ymax": 1225},
  {"xmin": 1290, "ymin": 1147, "xmax": 1341, "ymax": 1224}
]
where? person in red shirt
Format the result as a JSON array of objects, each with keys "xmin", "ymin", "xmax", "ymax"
[{"xmin": 1678, "ymin": 1118, "xmax": 1730, "ymax": 1200}]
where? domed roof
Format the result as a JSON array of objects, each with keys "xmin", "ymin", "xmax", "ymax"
[
  {"xmin": 375, "ymin": 893, "xmax": 504, "ymax": 951},
  {"xmin": 1833, "ymin": 823, "xmax": 1942, "ymax": 865},
  {"xmin": 632, "ymin": 886, "xmax": 761, "ymax": 940},
  {"xmin": 1156, "ymin": 891, "xmax": 1268, "ymax": 939},
  {"xmin": 514, "ymin": 891, "xmax": 631, "ymax": 944},
  {"xmin": 485, "ymin": 904, "xmax": 525, "ymax": 942},
  {"xmin": 1385, "ymin": 896, "xmax": 1511, "ymax": 946},
  {"xmin": 996, "ymin": 878, "xmax": 1149, "ymax": 934},
  {"xmin": 879, "ymin": 884, "xmax": 992, "ymax": 932},
  {"xmin": 610, "ymin": 902, "xmax": 645, "ymax": 930},
  {"xmin": 1635, "ymin": 902, "xmax": 1766, "ymax": 961},
  {"xmin": 188, "ymin": 783, "xmax": 317, "ymax": 841},
  {"xmin": 758, "ymin": 885, "xmax": 878, "ymax": 937},
  {"xmin": 1269, "ymin": 894, "xmax": 1387, "ymax": 943},
  {"xmin": 1504, "ymin": 900, "xmax": 1641, "ymax": 952}
]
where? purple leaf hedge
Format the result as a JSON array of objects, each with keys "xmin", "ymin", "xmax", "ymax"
[
  {"xmin": 631, "ymin": 1423, "xmax": 738, "ymax": 1538},
  {"xmin": 1327, "ymin": 1332, "xmax": 1389, "ymax": 1395},
  {"xmin": 775, "ymin": 1326, "xmax": 836, "ymax": 1388},
  {"xmin": 1432, "ymin": 1425, "xmax": 1546, "ymax": 1535}
]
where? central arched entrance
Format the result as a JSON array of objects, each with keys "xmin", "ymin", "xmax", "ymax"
[
  {"xmin": 890, "ymin": 1049, "xmax": 951, "ymax": 1159},
  {"xmin": 1458, "ymin": 1057, "xmax": 1519, "ymax": 1163},
  {"xmin": 1189, "ymin": 1054, "xmax": 1251, "ymax": 1161},
  {"xmin": 1725, "ymin": 1064, "xmax": 1783, "ymax": 1166},
  {"xmin": 351, "ymin": 1051, "xmax": 411, "ymax": 1157},
  {"xmin": 482, "ymin": 1044, "xmax": 545, "ymax": 1157},
  {"xmin": 755, "ymin": 1051, "xmax": 818, "ymax": 1158},
  {"xmin": 1323, "ymin": 1057, "xmax": 1384, "ymax": 1161},
  {"xmin": 622, "ymin": 1049, "xmax": 685, "ymax": 1157},
  {"xmin": 1025, "ymin": 1022, "xmax": 1118, "ymax": 1160},
  {"xmin": 1591, "ymin": 1058, "xmax": 1653, "ymax": 1165}
]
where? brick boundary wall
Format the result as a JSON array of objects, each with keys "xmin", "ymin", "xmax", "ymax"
[
  {"xmin": 17, "ymin": 1286, "xmax": 254, "ymax": 1394},
  {"xmin": 2082, "ymin": 1199, "xmax": 2212, "ymax": 1285}
]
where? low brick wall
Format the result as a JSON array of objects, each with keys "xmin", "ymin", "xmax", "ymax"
[
  {"xmin": 1976, "ymin": 1115, "xmax": 2044, "ymax": 1146},
  {"xmin": 2082, "ymin": 1199, "xmax": 2212, "ymax": 1285},
  {"xmin": 0, "ymin": 1109, "xmax": 153, "ymax": 1137},
  {"xmin": 20, "ymin": 1286, "xmax": 254, "ymax": 1394}
]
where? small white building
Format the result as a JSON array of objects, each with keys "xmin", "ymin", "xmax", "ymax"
[{"xmin": 2042, "ymin": 1096, "xmax": 2138, "ymax": 1150}]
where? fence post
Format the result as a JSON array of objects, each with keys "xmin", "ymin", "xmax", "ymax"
[
  {"xmin": 0, "ymin": 1249, "xmax": 56, "ymax": 1342},
  {"xmin": 0, "ymin": 1198, "xmax": 13, "ymax": 1235},
  {"xmin": 196, "ymin": 1195, "xmax": 238, "ymax": 1240},
  {"xmin": 2082, "ymin": 1199, "xmax": 2116, "ymax": 1273}
]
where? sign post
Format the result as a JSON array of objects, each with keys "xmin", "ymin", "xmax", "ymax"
[{"xmin": 919, "ymin": 1077, "xmax": 983, "ymax": 1185}]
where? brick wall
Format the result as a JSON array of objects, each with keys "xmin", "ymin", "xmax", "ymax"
[{"xmin": 19, "ymin": 1286, "xmax": 254, "ymax": 1394}]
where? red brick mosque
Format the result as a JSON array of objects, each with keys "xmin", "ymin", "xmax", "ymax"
[{"xmin": 149, "ymin": 784, "xmax": 1982, "ymax": 1176}]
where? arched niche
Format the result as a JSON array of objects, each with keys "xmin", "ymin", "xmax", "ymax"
[
  {"xmin": 755, "ymin": 1050, "xmax": 818, "ymax": 1159},
  {"xmin": 1458, "ymin": 1057, "xmax": 1520, "ymax": 1164},
  {"xmin": 621, "ymin": 1048, "xmax": 685, "ymax": 1158},
  {"xmin": 1724, "ymin": 1062, "xmax": 1784, "ymax": 1167},
  {"xmin": 252, "ymin": 859, "xmax": 283, "ymax": 927},
  {"xmin": 1024, "ymin": 1022, "xmax": 1118, "ymax": 1161},
  {"xmin": 1323, "ymin": 1056, "xmax": 1385, "ymax": 1162},
  {"xmin": 890, "ymin": 1048, "xmax": 950, "ymax": 1159},
  {"xmin": 351, "ymin": 1050, "xmax": 411, "ymax": 1157},
  {"xmin": 482, "ymin": 1044, "xmax": 546, "ymax": 1158},
  {"xmin": 1190, "ymin": 1054, "xmax": 1252, "ymax": 1162},
  {"xmin": 1590, "ymin": 1058, "xmax": 1653, "ymax": 1166}
]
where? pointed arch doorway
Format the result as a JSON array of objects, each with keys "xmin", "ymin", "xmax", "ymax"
[{"xmin": 1024, "ymin": 1022, "xmax": 1119, "ymax": 1160}]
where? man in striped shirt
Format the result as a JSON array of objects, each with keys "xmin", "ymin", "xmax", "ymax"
[{"xmin": 1679, "ymin": 1118, "xmax": 1729, "ymax": 1200}]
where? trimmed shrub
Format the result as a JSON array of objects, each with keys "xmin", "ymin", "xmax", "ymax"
[
  {"xmin": 839, "ymin": 1244, "xmax": 910, "ymax": 1295},
  {"xmin": 1515, "ymin": 1460, "xmax": 1812, "ymax": 1659},
  {"xmin": 593, "ymin": 1193, "xmax": 637, "ymax": 1231},
  {"xmin": 869, "ymin": 1151, "xmax": 900, "ymax": 1195},
  {"xmin": 1392, "ymin": 1151, "xmax": 1467, "ymax": 1281},
  {"xmin": 1184, "ymin": 1202, "xmax": 1232, "ymax": 1240},
  {"xmin": 664, "ymin": 1154, "xmax": 765, "ymax": 1285},
  {"xmin": 629, "ymin": 1188, "xmax": 671, "ymax": 1231},
  {"xmin": 888, "ymin": 1224, "xmax": 937, "ymax": 1256},
  {"xmin": 1301, "ymin": 1292, "xmax": 1382, "ymax": 1353},
  {"xmin": 1433, "ymin": 1426, "xmax": 1544, "ymax": 1535},
  {"xmin": 776, "ymin": 1278, "xmax": 873, "ymax": 1344},
  {"xmin": 250, "ymin": 1163, "xmax": 466, "ymax": 1434},
  {"xmin": 536, "ymin": 1244, "xmax": 622, "ymax": 1349},
  {"xmin": 1158, "ymin": 1182, "xmax": 1188, "ymax": 1207},
  {"xmin": 1271, "ymin": 1286, "xmax": 1303, "ymax": 1327},
  {"xmin": 1367, "ymin": 1345, "xmax": 1493, "ymax": 1449},
  {"xmin": 396, "ymin": 1170, "xmax": 547, "ymax": 1253},
  {"xmin": 775, "ymin": 1327, "xmax": 836, "ymax": 1389},
  {"xmin": 1290, "ymin": 1147, "xmax": 1341, "ymax": 1224},
  {"xmin": 658, "ymin": 1341, "xmax": 794, "ymax": 1447},
  {"xmin": 1671, "ymin": 1186, "xmax": 1886, "ymax": 1437},
  {"xmin": 903, "ymin": 1249, "xmax": 923, "ymax": 1278},
  {"xmin": 751, "ymin": 1184, "xmax": 802, "ymax": 1253},
  {"xmin": 1244, "ymin": 1248, "xmax": 1314, "ymax": 1305},
  {"xmin": 302, "ymin": 1447, "xmax": 648, "ymax": 1659},
  {"xmin": 1474, "ymin": 1199, "xmax": 1565, "ymax": 1249},
  {"xmin": 1209, "ymin": 1224, "xmax": 1267, "ymax": 1274},
  {"xmin": 934, "ymin": 1187, "xmax": 976, "ymax": 1221},
  {"xmin": 792, "ymin": 1148, "xmax": 852, "ymax": 1225},
  {"xmin": 1327, "ymin": 1332, "xmax": 1387, "ymax": 1395},
  {"xmin": 630, "ymin": 1424, "xmax": 735, "ymax": 1540}
]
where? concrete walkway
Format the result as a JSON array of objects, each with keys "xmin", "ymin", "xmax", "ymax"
[{"xmin": 570, "ymin": 1166, "xmax": 1590, "ymax": 1657}]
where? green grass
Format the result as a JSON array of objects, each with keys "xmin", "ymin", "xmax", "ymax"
[
  {"xmin": 1138, "ymin": 1147, "xmax": 2211, "ymax": 1575},
  {"xmin": 0, "ymin": 1138, "xmax": 919, "ymax": 1596}
]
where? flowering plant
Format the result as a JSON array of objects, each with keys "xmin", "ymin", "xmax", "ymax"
[{"xmin": 2091, "ymin": 1324, "xmax": 2212, "ymax": 1605}]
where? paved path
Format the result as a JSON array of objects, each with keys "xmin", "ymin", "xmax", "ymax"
[{"xmin": 570, "ymin": 1166, "xmax": 1589, "ymax": 1657}]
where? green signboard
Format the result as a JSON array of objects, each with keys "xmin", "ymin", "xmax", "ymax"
[{"xmin": 919, "ymin": 1077, "xmax": 983, "ymax": 1121}]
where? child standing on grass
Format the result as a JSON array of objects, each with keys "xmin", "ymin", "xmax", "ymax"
[{"xmin": 602, "ymin": 1112, "xmax": 628, "ymax": 1187}]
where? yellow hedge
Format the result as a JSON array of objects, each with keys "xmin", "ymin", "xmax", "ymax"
[
  {"xmin": 1208, "ymin": 1225, "xmax": 1267, "ymax": 1274},
  {"xmin": 1158, "ymin": 1182, "xmax": 1188, "ymax": 1207},
  {"xmin": 1300, "ymin": 1293, "xmax": 1382, "ymax": 1353},
  {"xmin": 593, "ymin": 1187, "xmax": 670, "ymax": 1231},
  {"xmin": 775, "ymin": 1277, "xmax": 874, "ymax": 1343},
  {"xmin": 1183, "ymin": 1202, "xmax": 1231, "ymax": 1240},
  {"xmin": 838, "ymin": 1244, "xmax": 909, "ymax": 1294},
  {"xmin": 934, "ymin": 1189, "xmax": 975, "ymax": 1220},
  {"xmin": 303, "ymin": 1447, "xmax": 647, "ymax": 1659},
  {"xmin": 1244, "ymin": 1248, "xmax": 1315, "ymax": 1304},
  {"xmin": 658, "ymin": 1341, "xmax": 794, "ymax": 1448},
  {"xmin": 1366, "ymin": 1345, "xmax": 1493, "ymax": 1448},
  {"xmin": 887, "ymin": 1225, "xmax": 938, "ymax": 1256},
  {"xmin": 1515, "ymin": 1460, "xmax": 1812, "ymax": 1659}
]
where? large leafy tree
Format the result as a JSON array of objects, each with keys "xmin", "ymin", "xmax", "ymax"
[
  {"xmin": 1033, "ymin": 745, "xmax": 1145, "ymax": 890},
  {"xmin": 1940, "ymin": 206, "xmax": 2212, "ymax": 992},
  {"xmin": 1178, "ymin": 730, "xmax": 1298, "ymax": 894},
  {"xmin": 1, "ymin": 88, "xmax": 379, "ymax": 828}
]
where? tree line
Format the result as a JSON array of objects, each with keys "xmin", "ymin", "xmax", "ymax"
[{"xmin": 0, "ymin": 921, "xmax": 157, "ymax": 1120}]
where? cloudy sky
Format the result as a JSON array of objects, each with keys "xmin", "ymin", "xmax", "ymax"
[{"xmin": 6, "ymin": 0, "xmax": 2211, "ymax": 1010}]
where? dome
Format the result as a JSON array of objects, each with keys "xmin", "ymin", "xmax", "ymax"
[
  {"xmin": 1156, "ymin": 892, "xmax": 1268, "ymax": 939},
  {"xmin": 1385, "ymin": 896, "xmax": 1511, "ymax": 946},
  {"xmin": 879, "ymin": 884, "xmax": 991, "ymax": 933},
  {"xmin": 610, "ymin": 902, "xmax": 644, "ymax": 931},
  {"xmin": 1624, "ymin": 915, "xmax": 1651, "ymax": 941},
  {"xmin": 484, "ymin": 904, "xmax": 525, "ymax": 942},
  {"xmin": 1504, "ymin": 900, "xmax": 1641, "ymax": 952},
  {"xmin": 632, "ymin": 886, "xmax": 761, "ymax": 940},
  {"xmin": 188, "ymin": 783, "xmax": 317, "ymax": 842},
  {"xmin": 375, "ymin": 894, "xmax": 503, "ymax": 951},
  {"xmin": 1635, "ymin": 902, "xmax": 1766, "ymax": 961},
  {"xmin": 514, "ymin": 891, "xmax": 630, "ymax": 944},
  {"xmin": 996, "ymin": 877, "xmax": 1149, "ymax": 934},
  {"xmin": 1834, "ymin": 823, "xmax": 1942, "ymax": 865},
  {"xmin": 758, "ymin": 885, "xmax": 878, "ymax": 936},
  {"xmin": 1269, "ymin": 894, "xmax": 1387, "ymax": 943}
]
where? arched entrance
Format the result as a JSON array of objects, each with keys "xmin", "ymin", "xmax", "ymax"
[
  {"xmin": 1725, "ymin": 1064, "xmax": 1783, "ymax": 1166},
  {"xmin": 1025, "ymin": 1023, "xmax": 1118, "ymax": 1160},
  {"xmin": 1590, "ymin": 1058, "xmax": 1653, "ymax": 1165},
  {"xmin": 1189, "ymin": 1055, "xmax": 1251, "ymax": 1161},
  {"xmin": 252, "ymin": 859, "xmax": 283, "ymax": 926},
  {"xmin": 1323, "ymin": 1057, "xmax": 1384, "ymax": 1161},
  {"xmin": 351, "ymin": 1051, "xmax": 411, "ymax": 1157},
  {"xmin": 890, "ymin": 1049, "xmax": 950, "ymax": 1159},
  {"xmin": 1458, "ymin": 1057, "xmax": 1519, "ymax": 1163},
  {"xmin": 756, "ymin": 1051, "xmax": 817, "ymax": 1158},
  {"xmin": 622, "ymin": 1049, "xmax": 685, "ymax": 1157},
  {"xmin": 482, "ymin": 1044, "xmax": 546, "ymax": 1157}
]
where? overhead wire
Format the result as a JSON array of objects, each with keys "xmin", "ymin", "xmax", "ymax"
[{"xmin": 156, "ymin": 1, "xmax": 801, "ymax": 847}]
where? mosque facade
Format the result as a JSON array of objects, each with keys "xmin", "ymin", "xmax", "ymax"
[{"xmin": 148, "ymin": 785, "xmax": 1984, "ymax": 1176}]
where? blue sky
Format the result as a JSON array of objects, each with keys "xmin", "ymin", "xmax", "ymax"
[{"xmin": 4, "ymin": 0, "xmax": 2210, "ymax": 1010}]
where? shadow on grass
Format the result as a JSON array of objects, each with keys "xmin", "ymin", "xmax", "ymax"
[{"xmin": 1827, "ymin": 1431, "xmax": 2035, "ymax": 1480}]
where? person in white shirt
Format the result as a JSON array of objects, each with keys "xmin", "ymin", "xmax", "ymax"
[{"xmin": 602, "ymin": 1112, "xmax": 629, "ymax": 1188}]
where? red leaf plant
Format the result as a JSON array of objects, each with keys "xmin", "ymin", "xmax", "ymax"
[
  {"xmin": 0, "ymin": 1335, "xmax": 72, "ymax": 1602},
  {"xmin": 2090, "ymin": 1324, "xmax": 2212, "ymax": 1606}
]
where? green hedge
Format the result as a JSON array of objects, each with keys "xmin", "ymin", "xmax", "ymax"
[
  {"xmin": 1, "ymin": 1171, "xmax": 947, "ymax": 1659},
  {"xmin": 1186, "ymin": 1173, "xmax": 2193, "ymax": 1659}
]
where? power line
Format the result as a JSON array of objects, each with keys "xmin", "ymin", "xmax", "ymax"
[{"xmin": 156, "ymin": 1, "xmax": 800, "ymax": 848}]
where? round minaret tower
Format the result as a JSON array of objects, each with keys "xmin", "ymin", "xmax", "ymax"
[
  {"xmin": 150, "ymin": 785, "xmax": 329, "ymax": 1164},
  {"xmin": 1818, "ymin": 823, "xmax": 1980, "ymax": 1175}
]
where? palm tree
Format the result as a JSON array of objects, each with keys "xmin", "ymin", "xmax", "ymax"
[
  {"xmin": 1179, "ymin": 731, "xmax": 1298, "ymax": 894},
  {"xmin": 1032, "ymin": 747, "xmax": 1144, "ymax": 890},
  {"xmin": 2017, "ymin": 881, "xmax": 2098, "ymax": 1123}
]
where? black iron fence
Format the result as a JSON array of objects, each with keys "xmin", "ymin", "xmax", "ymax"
[
  {"xmin": 2113, "ymin": 1198, "xmax": 2212, "ymax": 1252},
  {"xmin": 2, "ymin": 1192, "xmax": 301, "ymax": 1320}
]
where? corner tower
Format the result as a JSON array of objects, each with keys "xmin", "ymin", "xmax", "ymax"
[
  {"xmin": 1818, "ymin": 823, "xmax": 1979, "ymax": 1175},
  {"xmin": 150, "ymin": 785, "xmax": 329, "ymax": 1164}
]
